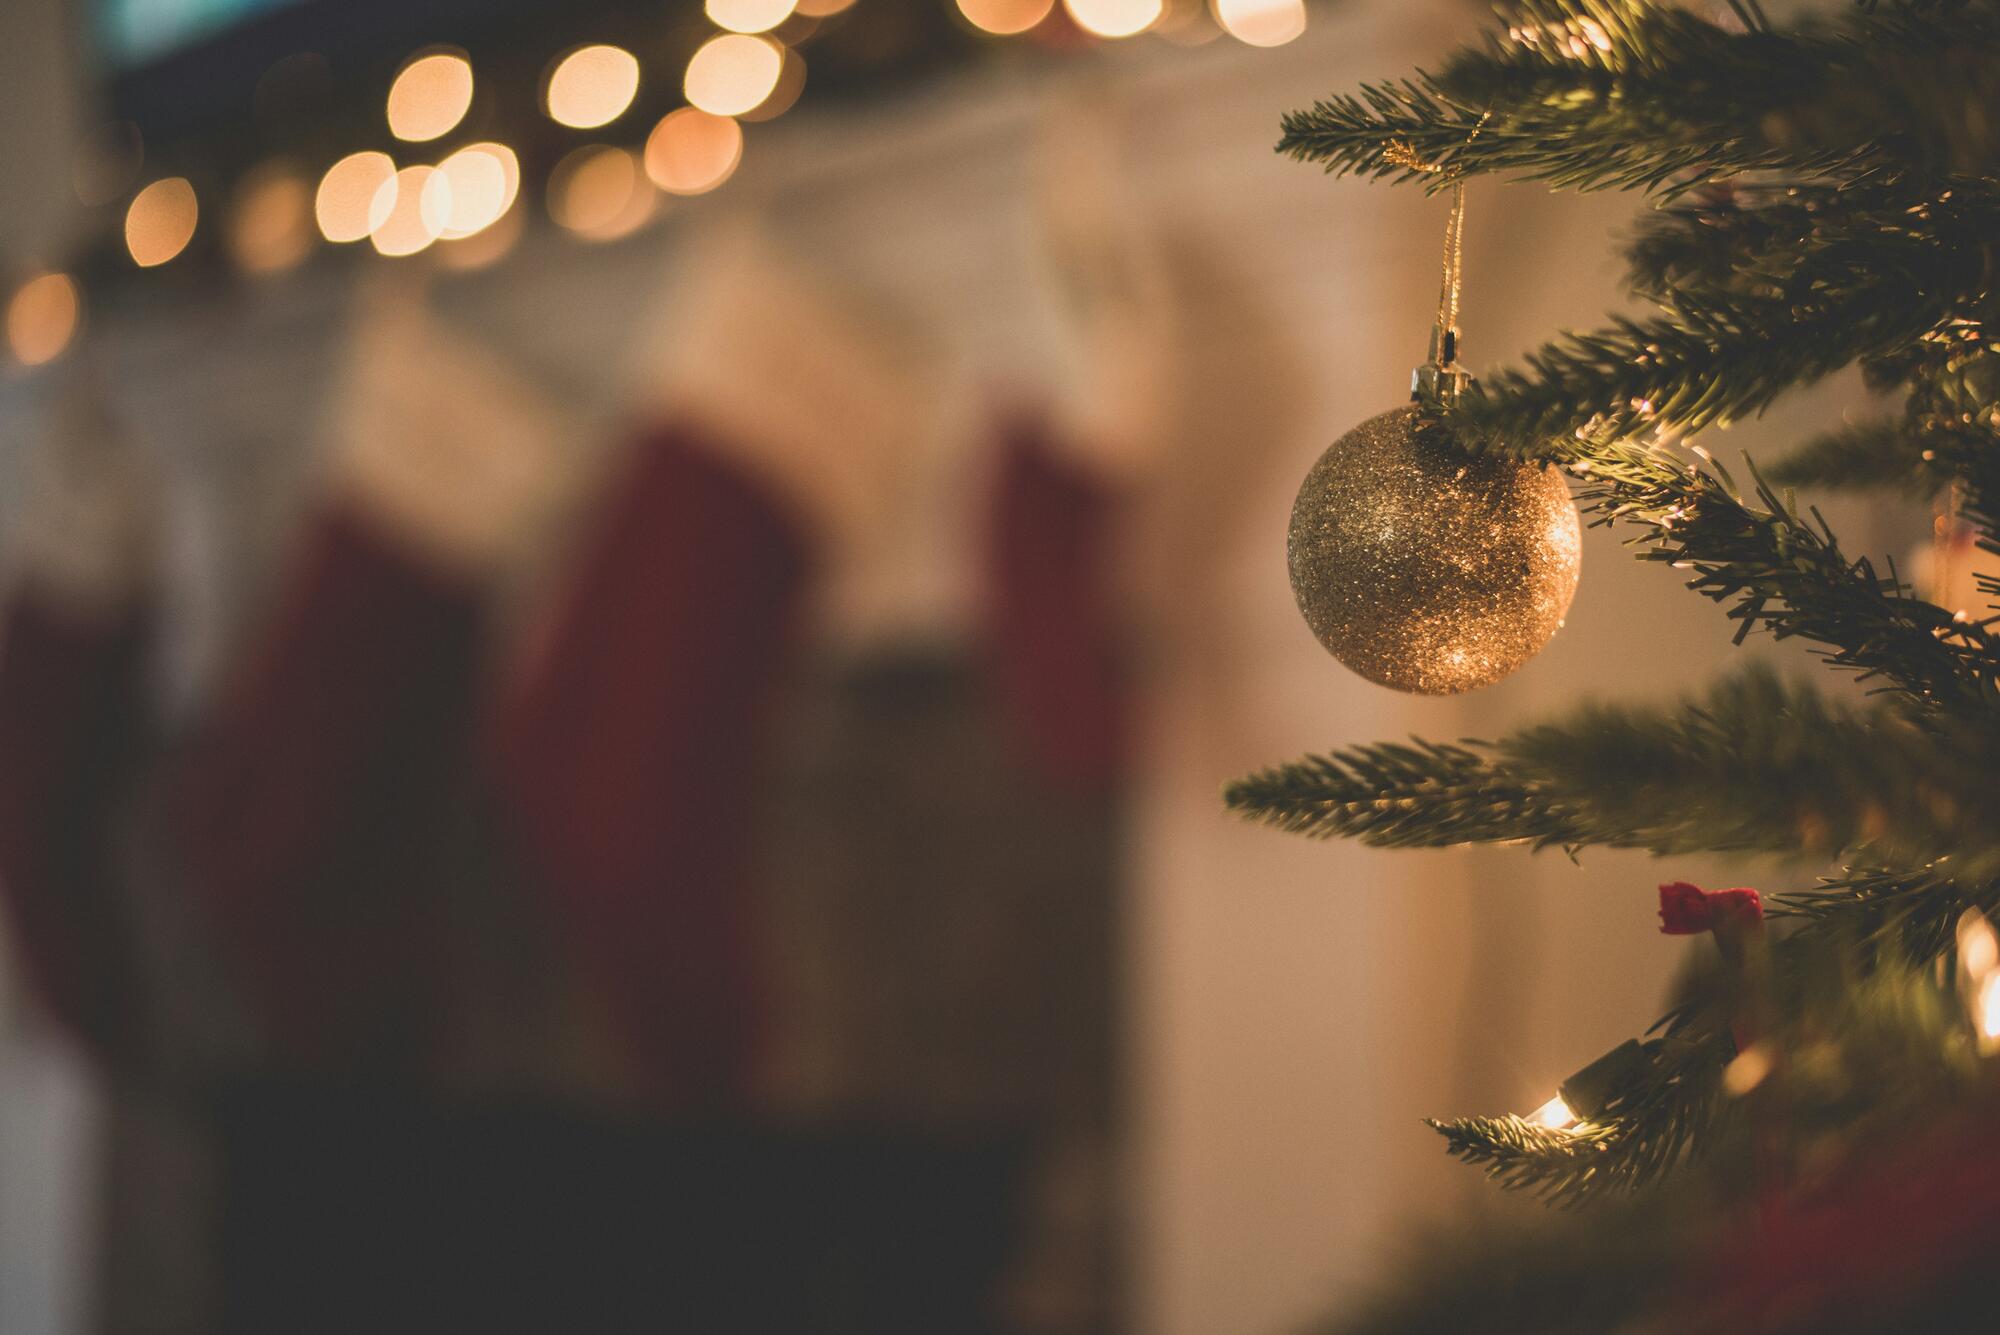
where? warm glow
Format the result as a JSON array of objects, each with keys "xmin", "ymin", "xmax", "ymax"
[
  {"xmin": 1063, "ymin": 0, "xmax": 1162, "ymax": 37},
  {"xmin": 435, "ymin": 142, "xmax": 520, "ymax": 238},
  {"xmin": 6, "ymin": 274, "xmax": 82, "ymax": 367},
  {"xmin": 548, "ymin": 145, "xmax": 657, "ymax": 243},
  {"xmin": 386, "ymin": 52, "xmax": 474, "ymax": 142},
  {"xmin": 370, "ymin": 164, "xmax": 452, "ymax": 257},
  {"xmin": 545, "ymin": 45, "xmax": 641, "ymax": 129},
  {"xmin": 316, "ymin": 151, "xmax": 398, "ymax": 243},
  {"xmin": 958, "ymin": 0, "xmax": 1055, "ymax": 33},
  {"xmin": 1527, "ymin": 1094, "xmax": 1577, "ymax": 1131},
  {"xmin": 125, "ymin": 177, "xmax": 199, "ymax": 268},
  {"xmin": 707, "ymin": 0, "xmax": 798, "ymax": 33},
  {"xmin": 644, "ymin": 109, "xmax": 744, "ymax": 195},
  {"xmin": 1978, "ymin": 972, "xmax": 2000, "ymax": 1050},
  {"xmin": 1211, "ymin": 0, "xmax": 1303, "ymax": 46},
  {"xmin": 739, "ymin": 49, "xmax": 805, "ymax": 123},
  {"xmin": 684, "ymin": 34, "xmax": 783, "ymax": 117},
  {"xmin": 1960, "ymin": 907, "xmax": 1998, "ymax": 981},
  {"xmin": 228, "ymin": 164, "xmax": 314, "ymax": 275},
  {"xmin": 1721, "ymin": 1044, "xmax": 1773, "ymax": 1097},
  {"xmin": 794, "ymin": 0, "xmax": 856, "ymax": 13},
  {"xmin": 437, "ymin": 203, "xmax": 524, "ymax": 272}
]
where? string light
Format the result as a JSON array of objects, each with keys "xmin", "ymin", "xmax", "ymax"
[
  {"xmin": 6, "ymin": 273, "xmax": 82, "ymax": 367},
  {"xmin": 1211, "ymin": 0, "xmax": 1304, "ymax": 47},
  {"xmin": 958, "ymin": 0, "xmax": 1055, "ymax": 35},
  {"xmin": 1063, "ymin": 0, "xmax": 1162, "ymax": 38},
  {"xmin": 125, "ymin": 177, "xmax": 199, "ymax": 267},
  {"xmin": 644, "ymin": 109, "xmax": 744, "ymax": 195},
  {"xmin": 1527, "ymin": 1094, "xmax": 1578, "ymax": 1132},
  {"xmin": 227, "ymin": 163, "xmax": 315, "ymax": 275},
  {"xmin": 386, "ymin": 51, "xmax": 474, "ymax": 142},
  {"xmin": 707, "ymin": 0, "xmax": 799, "ymax": 34},
  {"xmin": 370, "ymin": 164, "xmax": 453, "ymax": 257},
  {"xmin": 684, "ymin": 34, "xmax": 783, "ymax": 117},
  {"xmin": 545, "ymin": 45, "xmax": 641, "ymax": 129},
  {"xmin": 435, "ymin": 142, "xmax": 520, "ymax": 238},
  {"xmin": 548, "ymin": 145, "xmax": 657, "ymax": 242},
  {"xmin": 794, "ymin": 0, "xmax": 855, "ymax": 13},
  {"xmin": 1959, "ymin": 908, "xmax": 2000, "ymax": 1053},
  {"xmin": 316, "ymin": 151, "xmax": 398, "ymax": 243}
]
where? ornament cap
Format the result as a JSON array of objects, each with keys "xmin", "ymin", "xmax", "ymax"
[{"xmin": 1411, "ymin": 325, "xmax": 1473, "ymax": 402}]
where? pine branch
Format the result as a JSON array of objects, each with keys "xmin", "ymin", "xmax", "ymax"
[
  {"xmin": 1226, "ymin": 667, "xmax": 2000, "ymax": 865},
  {"xmin": 1277, "ymin": 2, "xmax": 2000, "ymax": 196}
]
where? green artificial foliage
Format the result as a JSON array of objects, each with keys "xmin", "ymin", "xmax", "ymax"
[{"xmin": 1234, "ymin": 0, "xmax": 2000, "ymax": 1302}]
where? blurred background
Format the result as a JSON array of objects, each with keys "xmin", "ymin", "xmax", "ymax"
[{"xmin": 0, "ymin": 0, "xmax": 1913, "ymax": 1331}]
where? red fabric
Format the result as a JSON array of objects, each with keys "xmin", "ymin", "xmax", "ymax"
[
  {"xmin": 981, "ymin": 417, "xmax": 1127, "ymax": 791},
  {"xmin": 176, "ymin": 504, "xmax": 483, "ymax": 1063},
  {"xmin": 1659, "ymin": 881, "xmax": 1763, "ymax": 936},
  {"xmin": 494, "ymin": 425, "xmax": 810, "ymax": 1107},
  {"xmin": 0, "ymin": 592, "xmax": 147, "ymax": 1058}
]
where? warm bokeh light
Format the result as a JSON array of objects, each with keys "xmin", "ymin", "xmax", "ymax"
[
  {"xmin": 684, "ymin": 34, "xmax": 783, "ymax": 117},
  {"xmin": 386, "ymin": 51, "xmax": 474, "ymax": 142},
  {"xmin": 370, "ymin": 164, "xmax": 453, "ymax": 257},
  {"xmin": 1978, "ymin": 972, "xmax": 2000, "ymax": 1050},
  {"xmin": 644, "ymin": 109, "xmax": 744, "ymax": 195},
  {"xmin": 738, "ymin": 48, "xmax": 805, "ymax": 123},
  {"xmin": 548, "ymin": 145, "xmax": 656, "ymax": 243},
  {"xmin": 1211, "ymin": 0, "xmax": 1304, "ymax": 47},
  {"xmin": 437, "ymin": 202, "xmax": 524, "ymax": 272},
  {"xmin": 1063, "ymin": 0, "xmax": 1162, "ymax": 36},
  {"xmin": 1527, "ymin": 1094, "xmax": 1577, "ymax": 1131},
  {"xmin": 73, "ymin": 121, "xmax": 144, "ymax": 208},
  {"xmin": 958, "ymin": 0, "xmax": 1055, "ymax": 34},
  {"xmin": 125, "ymin": 177, "xmax": 199, "ymax": 268},
  {"xmin": 316, "ymin": 151, "xmax": 398, "ymax": 243},
  {"xmin": 1961, "ymin": 907, "xmax": 1999, "ymax": 980},
  {"xmin": 545, "ymin": 45, "xmax": 641, "ymax": 129},
  {"xmin": 707, "ymin": 0, "xmax": 798, "ymax": 33},
  {"xmin": 436, "ymin": 142, "xmax": 520, "ymax": 238},
  {"xmin": 794, "ymin": 0, "xmax": 856, "ymax": 13},
  {"xmin": 6, "ymin": 273, "xmax": 82, "ymax": 367},
  {"xmin": 227, "ymin": 163, "xmax": 315, "ymax": 274}
]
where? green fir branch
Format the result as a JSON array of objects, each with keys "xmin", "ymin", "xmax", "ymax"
[
  {"xmin": 1225, "ymin": 667, "xmax": 2000, "ymax": 866},
  {"xmin": 1766, "ymin": 418, "xmax": 1943, "ymax": 494}
]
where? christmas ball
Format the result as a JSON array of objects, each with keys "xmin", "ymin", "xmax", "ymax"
[{"xmin": 1287, "ymin": 404, "xmax": 1581, "ymax": 695}]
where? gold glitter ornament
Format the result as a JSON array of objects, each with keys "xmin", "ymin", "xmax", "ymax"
[{"xmin": 1286, "ymin": 403, "xmax": 1581, "ymax": 694}]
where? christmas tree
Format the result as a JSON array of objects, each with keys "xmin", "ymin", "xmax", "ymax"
[{"xmin": 1226, "ymin": 2, "xmax": 2000, "ymax": 1328}]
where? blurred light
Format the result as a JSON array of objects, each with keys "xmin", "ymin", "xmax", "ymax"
[
  {"xmin": 6, "ymin": 273, "xmax": 82, "ymax": 368},
  {"xmin": 794, "ymin": 0, "xmax": 856, "ymax": 13},
  {"xmin": 548, "ymin": 145, "xmax": 657, "ymax": 242},
  {"xmin": 1063, "ymin": 0, "xmax": 1162, "ymax": 37},
  {"xmin": 684, "ymin": 34, "xmax": 783, "ymax": 117},
  {"xmin": 386, "ymin": 51, "xmax": 474, "ymax": 142},
  {"xmin": 227, "ymin": 163, "xmax": 315, "ymax": 275},
  {"xmin": 1721, "ymin": 1044, "xmax": 1773, "ymax": 1097},
  {"xmin": 644, "ymin": 109, "xmax": 744, "ymax": 195},
  {"xmin": 545, "ymin": 45, "xmax": 641, "ymax": 130},
  {"xmin": 370, "ymin": 164, "xmax": 452, "ymax": 257},
  {"xmin": 959, "ymin": 0, "xmax": 1054, "ymax": 33},
  {"xmin": 707, "ymin": 0, "xmax": 798, "ymax": 33},
  {"xmin": 738, "ymin": 48, "xmax": 805, "ymax": 122},
  {"xmin": 316, "ymin": 151, "xmax": 398, "ymax": 243},
  {"xmin": 436, "ymin": 142, "xmax": 520, "ymax": 238},
  {"xmin": 1211, "ymin": 0, "xmax": 1303, "ymax": 46},
  {"xmin": 1527, "ymin": 1094, "xmax": 1577, "ymax": 1131},
  {"xmin": 1960, "ymin": 907, "xmax": 1998, "ymax": 981},
  {"xmin": 1978, "ymin": 972, "xmax": 2000, "ymax": 1051},
  {"xmin": 437, "ymin": 202, "xmax": 524, "ymax": 272},
  {"xmin": 125, "ymin": 177, "xmax": 199, "ymax": 268},
  {"xmin": 73, "ymin": 122, "xmax": 144, "ymax": 208}
]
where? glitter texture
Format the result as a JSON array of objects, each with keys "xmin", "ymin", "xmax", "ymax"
[{"xmin": 1287, "ymin": 404, "xmax": 1582, "ymax": 694}]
